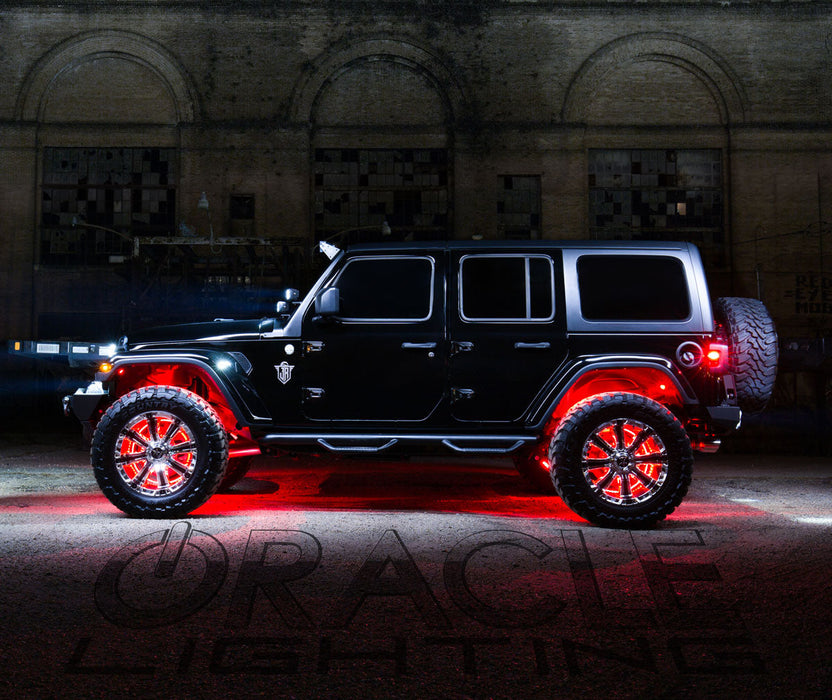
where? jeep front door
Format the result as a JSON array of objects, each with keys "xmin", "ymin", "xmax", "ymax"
[
  {"xmin": 449, "ymin": 251, "xmax": 567, "ymax": 423},
  {"xmin": 301, "ymin": 254, "xmax": 444, "ymax": 421}
]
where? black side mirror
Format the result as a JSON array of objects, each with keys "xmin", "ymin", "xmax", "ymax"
[{"xmin": 315, "ymin": 287, "xmax": 340, "ymax": 317}]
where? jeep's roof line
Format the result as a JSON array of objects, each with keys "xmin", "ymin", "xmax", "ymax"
[{"xmin": 344, "ymin": 239, "xmax": 698, "ymax": 253}]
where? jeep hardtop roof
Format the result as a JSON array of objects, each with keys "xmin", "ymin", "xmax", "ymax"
[{"xmin": 340, "ymin": 239, "xmax": 698, "ymax": 254}]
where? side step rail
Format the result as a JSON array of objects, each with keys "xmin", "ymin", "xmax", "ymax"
[
  {"xmin": 441, "ymin": 439, "xmax": 527, "ymax": 454},
  {"xmin": 316, "ymin": 438, "xmax": 399, "ymax": 453},
  {"xmin": 262, "ymin": 433, "xmax": 536, "ymax": 455}
]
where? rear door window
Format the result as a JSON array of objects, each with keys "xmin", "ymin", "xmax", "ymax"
[{"xmin": 460, "ymin": 255, "xmax": 555, "ymax": 322}]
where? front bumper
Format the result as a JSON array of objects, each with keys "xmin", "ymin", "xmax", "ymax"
[{"xmin": 63, "ymin": 381, "xmax": 108, "ymax": 421}]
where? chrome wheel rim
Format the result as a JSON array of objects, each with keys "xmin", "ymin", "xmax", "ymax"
[
  {"xmin": 581, "ymin": 418, "xmax": 668, "ymax": 506},
  {"xmin": 115, "ymin": 411, "xmax": 198, "ymax": 497}
]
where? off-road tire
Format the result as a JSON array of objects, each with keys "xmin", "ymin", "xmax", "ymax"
[
  {"xmin": 715, "ymin": 297, "xmax": 778, "ymax": 414},
  {"xmin": 549, "ymin": 392, "xmax": 693, "ymax": 528},
  {"xmin": 91, "ymin": 386, "xmax": 228, "ymax": 517},
  {"xmin": 217, "ymin": 455, "xmax": 254, "ymax": 492}
]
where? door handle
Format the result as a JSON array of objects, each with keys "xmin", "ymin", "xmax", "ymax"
[
  {"xmin": 451, "ymin": 387, "xmax": 475, "ymax": 401},
  {"xmin": 401, "ymin": 342, "xmax": 437, "ymax": 350},
  {"xmin": 514, "ymin": 341, "xmax": 551, "ymax": 350},
  {"xmin": 451, "ymin": 341, "xmax": 474, "ymax": 355}
]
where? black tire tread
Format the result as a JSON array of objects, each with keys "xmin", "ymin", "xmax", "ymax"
[
  {"xmin": 549, "ymin": 392, "xmax": 693, "ymax": 528},
  {"xmin": 91, "ymin": 385, "xmax": 228, "ymax": 518},
  {"xmin": 715, "ymin": 297, "xmax": 778, "ymax": 414}
]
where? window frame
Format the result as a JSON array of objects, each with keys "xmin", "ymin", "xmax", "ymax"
[
  {"xmin": 458, "ymin": 253, "xmax": 556, "ymax": 324},
  {"xmin": 587, "ymin": 148, "xmax": 725, "ymax": 268},
  {"xmin": 313, "ymin": 148, "xmax": 450, "ymax": 241},
  {"xmin": 497, "ymin": 174, "xmax": 542, "ymax": 240}
]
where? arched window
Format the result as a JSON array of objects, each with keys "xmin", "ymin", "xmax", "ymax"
[{"xmin": 295, "ymin": 40, "xmax": 465, "ymax": 242}]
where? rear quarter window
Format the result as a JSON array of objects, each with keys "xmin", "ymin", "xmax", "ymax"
[{"xmin": 577, "ymin": 255, "xmax": 690, "ymax": 321}]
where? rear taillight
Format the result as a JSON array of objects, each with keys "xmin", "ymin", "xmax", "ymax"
[{"xmin": 705, "ymin": 343, "xmax": 729, "ymax": 372}]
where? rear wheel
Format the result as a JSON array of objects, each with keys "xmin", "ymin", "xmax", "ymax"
[
  {"xmin": 550, "ymin": 392, "xmax": 693, "ymax": 528},
  {"xmin": 91, "ymin": 386, "xmax": 228, "ymax": 517},
  {"xmin": 715, "ymin": 297, "xmax": 778, "ymax": 414}
]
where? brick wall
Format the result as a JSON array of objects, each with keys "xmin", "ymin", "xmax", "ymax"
[{"xmin": 0, "ymin": 1, "xmax": 829, "ymax": 345}]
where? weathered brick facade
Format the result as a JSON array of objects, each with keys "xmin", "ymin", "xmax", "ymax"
[{"xmin": 1, "ymin": 0, "xmax": 830, "ymax": 347}]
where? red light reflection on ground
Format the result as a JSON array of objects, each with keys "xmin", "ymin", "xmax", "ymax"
[
  {"xmin": 192, "ymin": 455, "xmax": 585, "ymax": 520},
  {"xmin": 0, "ymin": 453, "xmax": 772, "ymax": 524},
  {"xmin": 664, "ymin": 501, "xmax": 769, "ymax": 521}
]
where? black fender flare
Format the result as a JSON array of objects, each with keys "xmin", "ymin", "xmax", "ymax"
[
  {"xmin": 527, "ymin": 354, "xmax": 698, "ymax": 431},
  {"xmin": 96, "ymin": 351, "xmax": 271, "ymax": 427}
]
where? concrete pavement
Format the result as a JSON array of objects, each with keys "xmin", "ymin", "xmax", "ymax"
[{"xmin": 1, "ymin": 435, "xmax": 831, "ymax": 698}]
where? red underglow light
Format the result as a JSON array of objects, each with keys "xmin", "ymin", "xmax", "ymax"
[
  {"xmin": 583, "ymin": 422, "xmax": 665, "ymax": 502},
  {"xmin": 117, "ymin": 414, "xmax": 195, "ymax": 494},
  {"xmin": 229, "ymin": 446, "xmax": 262, "ymax": 458},
  {"xmin": 186, "ymin": 456, "xmax": 585, "ymax": 520}
]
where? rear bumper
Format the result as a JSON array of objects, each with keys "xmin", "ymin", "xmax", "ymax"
[
  {"xmin": 689, "ymin": 405, "xmax": 742, "ymax": 454},
  {"xmin": 706, "ymin": 405, "xmax": 743, "ymax": 432}
]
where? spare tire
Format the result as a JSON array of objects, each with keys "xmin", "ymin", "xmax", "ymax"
[{"xmin": 714, "ymin": 297, "xmax": 778, "ymax": 414}]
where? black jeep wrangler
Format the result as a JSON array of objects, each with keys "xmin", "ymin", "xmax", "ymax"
[{"xmin": 66, "ymin": 240, "xmax": 778, "ymax": 527}]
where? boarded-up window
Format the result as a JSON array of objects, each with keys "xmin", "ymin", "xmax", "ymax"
[
  {"xmin": 314, "ymin": 149, "xmax": 449, "ymax": 241},
  {"xmin": 588, "ymin": 150, "xmax": 723, "ymax": 266},
  {"xmin": 41, "ymin": 147, "xmax": 175, "ymax": 265}
]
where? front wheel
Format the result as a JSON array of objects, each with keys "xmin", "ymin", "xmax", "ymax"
[
  {"xmin": 549, "ymin": 393, "xmax": 693, "ymax": 528},
  {"xmin": 91, "ymin": 386, "xmax": 229, "ymax": 517}
]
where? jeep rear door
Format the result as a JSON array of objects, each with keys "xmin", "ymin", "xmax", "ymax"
[
  {"xmin": 448, "ymin": 249, "xmax": 567, "ymax": 423},
  {"xmin": 300, "ymin": 253, "xmax": 445, "ymax": 421}
]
